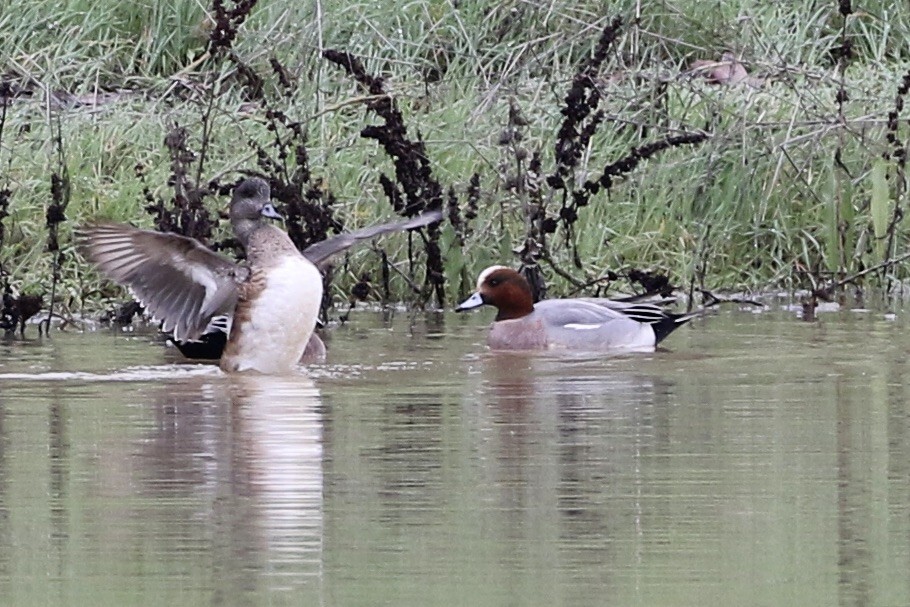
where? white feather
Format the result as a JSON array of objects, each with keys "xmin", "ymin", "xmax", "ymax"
[
  {"xmin": 564, "ymin": 323, "xmax": 602, "ymax": 331},
  {"xmin": 226, "ymin": 256, "xmax": 322, "ymax": 374},
  {"xmin": 188, "ymin": 265, "xmax": 220, "ymax": 310}
]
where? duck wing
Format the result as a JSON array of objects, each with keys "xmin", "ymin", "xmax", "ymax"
[
  {"xmin": 535, "ymin": 298, "xmax": 697, "ymax": 346},
  {"xmin": 534, "ymin": 299, "xmax": 631, "ymax": 326},
  {"xmin": 529, "ymin": 299, "xmax": 653, "ymax": 349},
  {"xmin": 78, "ymin": 222, "xmax": 246, "ymax": 342},
  {"xmin": 302, "ymin": 209, "xmax": 443, "ymax": 266},
  {"xmin": 572, "ymin": 298, "xmax": 699, "ymax": 344}
]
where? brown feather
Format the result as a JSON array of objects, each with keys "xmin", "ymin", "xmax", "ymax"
[{"xmin": 77, "ymin": 222, "xmax": 242, "ymax": 341}]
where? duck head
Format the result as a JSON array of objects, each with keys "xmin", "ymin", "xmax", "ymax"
[
  {"xmin": 455, "ymin": 265, "xmax": 534, "ymax": 321},
  {"xmin": 230, "ymin": 177, "xmax": 283, "ymax": 244}
]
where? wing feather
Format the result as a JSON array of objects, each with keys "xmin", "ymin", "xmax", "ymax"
[
  {"xmin": 535, "ymin": 299, "xmax": 677, "ymax": 327},
  {"xmin": 78, "ymin": 222, "xmax": 242, "ymax": 341},
  {"xmin": 303, "ymin": 209, "xmax": 442, "ymax": 266}
]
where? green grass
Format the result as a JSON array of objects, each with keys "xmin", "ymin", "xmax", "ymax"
[{"xmin": 1, "ymin": 0, "xmax": 909, "ymax": 318}]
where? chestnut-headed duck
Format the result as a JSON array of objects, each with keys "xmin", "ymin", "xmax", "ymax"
[
  {"xmin": 79, "ymin": 177, "xmax": 441, "ymax": 374},
  {"xmin": 455, "ymin": 265, "xmax": 696, "ymax": 351}
]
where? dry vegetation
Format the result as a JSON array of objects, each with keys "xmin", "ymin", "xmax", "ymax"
[{"xmin": 1, "ymin": 0, "xmax": 909, "ymax": 330}]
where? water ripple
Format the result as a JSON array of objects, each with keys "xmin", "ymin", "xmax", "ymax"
[{"xmin": 0, "ymin": 364, "xmax": 223, "ymax": 382}]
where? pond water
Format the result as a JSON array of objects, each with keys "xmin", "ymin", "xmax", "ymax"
[{"xmin": 0, "ymin": 302, "xmax": 909, "ymax": 606}]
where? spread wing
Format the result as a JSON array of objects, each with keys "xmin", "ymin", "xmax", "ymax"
[
  {"xmin": 302, "ymin": 209, "xmax": 443, "ymax": 266},
  {"xmin": 78, "ymin": 222, "xmax": 247, "ymax": 342}
]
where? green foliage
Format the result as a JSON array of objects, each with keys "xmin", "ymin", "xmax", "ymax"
[{"xmin": 1, "ymin": 0, "xmax": 909, "ymax": 315}]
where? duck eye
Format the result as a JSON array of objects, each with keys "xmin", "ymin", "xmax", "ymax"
[{"xmin": 488, "ymin": 277, "xmax": 501, "ymax": 286}]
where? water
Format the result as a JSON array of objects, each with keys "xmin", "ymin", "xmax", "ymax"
[{"xmin": 0, "ymin": 305, "xmax": 909, "ymax": 606}]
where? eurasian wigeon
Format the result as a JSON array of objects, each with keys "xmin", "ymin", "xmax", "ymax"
[
  {"xmin": 455, "ymin": 265, "xmax": 696, "ymax": 351},
  {"xmin": 79, "ymin": 177, "xmax": 441, "ymax": 374}
]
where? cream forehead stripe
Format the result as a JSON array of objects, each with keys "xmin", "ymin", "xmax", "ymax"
[{"xmin": 476, "ymin": 265, "xmax": 510, "ymax": 289}]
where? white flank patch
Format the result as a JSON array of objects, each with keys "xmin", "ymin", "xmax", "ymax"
[{"xmin": 564, "ymin": 323, "xmax": 602, "ymax": 331}]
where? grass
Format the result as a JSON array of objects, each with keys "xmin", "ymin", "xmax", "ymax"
[{"xmin": 1, "ymin": 0, "xmax": 909, "ymax": 323}]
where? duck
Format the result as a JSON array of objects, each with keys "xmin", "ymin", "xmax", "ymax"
[
  {"xmin": 79, "ymin": 177, "xmax": 441, "ymax": 374},
  {"xmin": 455, "ymin": 265, "xmax": 697, "ymax": 351},
  {"xmin": 1, "ymin": 291, "xmax": 44, "ymax": 337}
]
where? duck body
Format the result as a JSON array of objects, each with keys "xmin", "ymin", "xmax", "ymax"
[
  {"xmin": 221, "ymin": 225, "xmax": 323, "ymax": 373},
  {"xmin": 456, "ymin": 266, "xmax": 694, "ymax": 352},
  {"xmin": 485, "ymin": 299, "xmax": 657, "ymax": 351},
  {"xmin": 79, "ymin": 177, "xmax": 441, "ymax": 374}
]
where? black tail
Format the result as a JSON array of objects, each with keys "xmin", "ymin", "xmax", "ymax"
[
  {"xmin": 615, "ymin": 302, "xmax": 703, "ymax": 345},
  {"xmin": 172, "ymin": 330, "xmax": 227, "ymax": 360},
  {"xmin": 650, "ymin": 312, "xmax": 701, "ymax": 345}
]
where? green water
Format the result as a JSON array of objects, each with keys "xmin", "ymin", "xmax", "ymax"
[{"xmin": 0, "ymin": 305, "xmax": 908, "ymax": 606}]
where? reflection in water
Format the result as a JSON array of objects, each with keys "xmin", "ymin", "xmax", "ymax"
[
  {"xmin": 137, "ymin": 374, "xmax": 325, "ymax": 603},
  {"xmin": 0, "ymin": 393, "xmax": 7, "ymax": 588},
  {"xmin": 474, "ymin": 353, "xmax": 668, "ymax": 599},
  {"xmin": 48, "ymin": 399, "xmax": 68, "ymax": 587},
  {"xmin": 229, "ymin": 375, "xmax": 324, "ymax": 590},
  {"xmin": 835, "ymin": 362, "xmax": 910, "ymax": 607},
  {"xmin": 1, "ymin": 310, "xmax": 910, "ymax": 605},
  {"xmin": 0, "ymin": 369, "xmax": 325, "ymax": 605},
  {"xmin": 837, "ymin": 377, "xmax": 869, "ymax": 607}
]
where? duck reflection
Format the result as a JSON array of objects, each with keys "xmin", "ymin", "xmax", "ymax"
[
  {"xmin": 476, "ymin": 352, "xmax": 670, "ymax": 466},
  {"xmin": 137, "ymin": 373, "xmax": 324, "ymax": 600},
  {"xmin": 471, "ymin": 352, "xmax": 672, "ymax": 581}
]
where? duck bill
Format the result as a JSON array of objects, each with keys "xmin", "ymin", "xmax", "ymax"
[
  {"xmin": 260, "ymin": 203, "xmax": 283, "ymax": 220},
  {"xmin": 455, "ymin": 292, "xmax": 485, "ymax": 312}
]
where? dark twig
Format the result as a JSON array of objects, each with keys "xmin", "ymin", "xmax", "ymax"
[
  {"xmin": 372, "ymin": 244, "xmax": 423, "ymax": 294},
  {"xmin": 45, "ymin": 115, "xmax": 70, "ymax": 336},
  {"xmin": 207, "ymin": 0, "xmax": 259, "ymax": 55},
  {"xmin": 548, "ymin": 16, "xmax": 622, "ymax": 184},
  {"xmin": 539, "ymin": 251, "xmax": 586, "ymax": 289},
  {"xmin": 698, "ymin": 289, "xmax": 764, "ymax": 308},
  {"xmin": 883, "ymin": 69, "xmax": 910, "ymax": 279},
  {"xmin": 819, "ymin": 248, "xmax": 910, "ymax": 297},
  {"xmin": 323, "ymin": 49, "xmax": 446, "ymax": 307},
  {"xmin": 829, "ymin": 0, "xmax": 853, "ymax": 277},
  {"xmin": 589, "ymin": 133, "xmax": 712, "ymax": 193},
  {"xmin": 688, "ymin": 223, "xmax": 712, "ymax": 311},
  {"xmin": 0, "ymin": 82, "xmax": 11, "ymax": 296},
  {"xmin": 145, "ymin": 123, "xmax": 216, "ymax": 242},
  {"xmin": 545, "ymin": 17, "xmax": 623, "ymax": 265}
]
